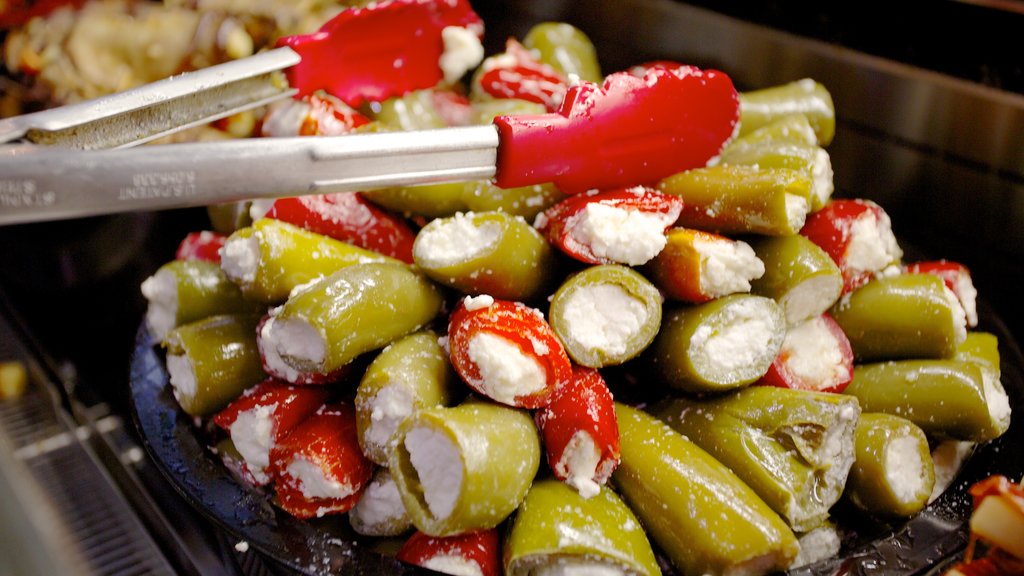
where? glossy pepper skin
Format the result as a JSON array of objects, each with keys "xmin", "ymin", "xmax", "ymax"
[
  {"xmin": 363, "ymin": 182, "xmax": 469, "ymax": 219},
  {"xmin": 844, "ymin": 359, "xmax": 1006, "ymax": 442},
  {"xmin": 844, "ymin": 412, "xmax": 935, "ymax": 518},
  {"xmin": 649, "ymin": 294, "xmax": 786, "ymax": 393},
  {"xmin": 645, "ymin": 227, "xmax": 764, "ymax": 303},
  {"xmin": 756, "ymin": 313, "xmax": 855, "ymax": 394},
  {"xmin": 493, "ymin": 65, "xmax": 739, "ymax": 194},
  {"xmin": 748, "ymin": 234, "xmax": 843, "ymax": 326},
  {"xmin": 548, "ymin": 264, "xmax": 663, "ymax": 368},
  {"xmin": 504, "ymin": 478, "xmax": 660, "ymax": 576},
  {"xmin": 355, "ymin": 330, "xmax": 458, "ymax": 466},
  {"xmin": 652, "ymin": 387, "xmax": 861, "ymax": 532},
  {"xmin": 141, "ymin": 259, "xmax": 261, "ymax": 340},
  {"xmin": 613, "ymin": 403, "xmax": 799, "ymax": 576},
  {"xmin": 397, "ymin": 529, "xmax": 501, "ymax": 576},
  {"xmin": 447, "ymin": 297, "xmax": 571, "ymax": 408},
  {"xmin": 718, "ymin": 138, "xmax": 834, "ymax": 210},
  {"xmin": 373, "ymin": 89, "xmax": 451, "ymax": 131},
  {"xmin": 535, "ymin": 187, "xmax": 683, "ymax": 266},
  {"xmin": 277, "ymin": 0, "xmax": 483, "ymax": 106},
  {"xmin": 522, "ymin": 22, "xmax": 602, "ymax": 83},
  {"xmin": 174, "ymin": 231, "xmax": 227, "ymax": 263},
  {"xmin": 412, "ymin": 210, "xmax": 557, "ymax": 302},
  {"xmin": 728, "ymin": 114, "xmax": 820, "ymax": 147},
  {"xmin": 259, "ymin": 263, "xmax": 443, "ymax": 382},
  {"xmin": 461, "ymin": 180, "xmax": 565, "ymax": 221},
  {"xmin": 163, "ymin": 313, "xmax": 266, "ymax": 417},
  {"xmin": 211, "ymin": 378, "xmax": 331, "ymax": 486},
  {"xmin": 738, "ymin": 79, "xmax": 836, "ymax": 146},
  {"xmin": 263, "ymin": 192, "xmax": 416, "ymax": 263},
  {"xmin": 269, "ymin": 402, "xmax": 374, "ymax": 519},
  {"xmin": 830, "ymin": 274, "xmax": 967, "ymax": 361},
  {"xmin": 389, "ymin": 399, "xmax": 541, "ymax": 537},
  {"xmin": 534, "ymin": 366, "xmax": 620, "ymax": 497},
  {"xmin": 221, "ymin": 218, "xmax": 400, "ymax": 304},
  {"xmin": 658, "ymin": 165, "xmax": 813, "ymax": 235},
  {"xmin": 905, "ymin": 260, "xmax": 979, "ymax": 328}
]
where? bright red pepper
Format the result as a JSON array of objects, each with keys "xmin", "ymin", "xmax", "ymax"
[
  {"xmin": 904, "ymin": 260, "xmax": 979, "ymax": 327},
  {"xmin": 478, "ymin": 38, "xmax": 569, "ymax": 111},
  {"xmin": 174, "ymin": 230, "xmax": 227, "ymax": 263},
  {"xmin": 211, "ymin": 378, "xmax": 331, "ymax": 485},
  {"xmin": 396, "ymin": 529, "xmax": 501, "ymax": 576},
  {"xmin": 534, "ymin": 366, "xmax": 620, "ymax": 497},
  {"xmin": 799, "ymin": 199, "xmax": 902, "ymax": 293},
  {"xmin": 268, "ymin": 402, "xmax": 373, "ymax": 519},
  {"xmin": 447, "ymin": 297, "xmax": 571, "ymax": 409},
  {"xmin": 535, "ymin": 186, "xmax": 683, "ymax": 265},
  {"xmin": 255, "ymin": 315, "xmax": 352, "ymax": 386},
  {"xmin": 756, "ymin": 313, "xmax": 854, "ymax": 394},
  {"xmin": 493, "ymin": 65, "xmax": 739, "ymax": 194},
  {"xmin": 263, "ymin": 192, "xmax": 416, "ymax": 263},
  {"xmin": 277, "ymin": 0, "xmax": 483, "ymax": 106}
]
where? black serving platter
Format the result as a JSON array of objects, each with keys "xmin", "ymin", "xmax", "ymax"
[{"xmin": 130, "ymin": 296, "xmax": 1024, "ymax": 576}]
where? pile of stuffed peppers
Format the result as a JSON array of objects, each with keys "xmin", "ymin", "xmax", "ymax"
[{"xmin": 140, "ymin": 7, "xmax": 1013, "ymax": 576}]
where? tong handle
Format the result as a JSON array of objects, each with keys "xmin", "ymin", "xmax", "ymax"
[{"xmin": 0, "ymin": 47, "xmax": 300, "ymax": 150}]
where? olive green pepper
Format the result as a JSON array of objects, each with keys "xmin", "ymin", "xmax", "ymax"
[
  {"xmin": 522, "ymin": 22, "xmax": 602, "ymax": 83},
  {"xmin": 470, "ymin": 98, "xmax": 547, "ymax": 125},
  {"xmin": 262, "ymin": 262, "xmax": 443, "ymax": 378},
  {"xmin": 461, "ymin": 180, "xmax": 565, "ymax": 220},
  {"xmin": 549, "ymin": 264, "xmax": 662, "ymax": 368},
  {"xmin": 504, "ymin": 477, "xmax": 661, "ymax": 576},
  {"xmin": 362, "ymin": 182, "xmax": 468, "ymax": 219},
  {"xmin": 652, "ymin": 387, "xmax": 861, "ymax": 532},
  {"xmin": 844, "ymin": 359, "xmax": 1006, "ymax": 442},
  {"xmin": 613, "ymin": 403, "xmax": 799, "ymax": 575},
  {"xmin": 355, "ymin": 330, "xmax": 459, "ymax": 466},
  {"xmin": 954, "ymin": 332, "xmax": 1012, "ymax": 437},
  {"xmin": 719, "ymin": 139, "xmax": 834, "ymax": 210},
  {"xmin": 389, "ymin": 398, "xmax": 541, "ymax": 536},
  {"xmin": 372, "ymin": 89, "xmax": 448, "ymax": 131},
  {"xmin": 830, "ymin": 274, "xmax": 966, "ymax": 361},
  {"xmin": 748, "ymin": 235, "xmax": 843, "ymax": 326},
  {"xmin": 649, "ymin": 294, "xmax": 785, "ymax": 393},
  {"xmin": 412, "ymin": 210, "xmax": 557, "ymax": 302},
  {"xmin": 142, "ymin": 259, "xmax": 262, "ymax": 340},
  {"xmin": 658, "ymin": 165, "xmax": 812, "ymax": 236},
  {"xmin": 728, "ymin": 114, "xmax": 820, "ymax": 148},
  {"xmin": 221, "ymin": 218, "xmax": 399, "ymax": 304},
  {"xmin": 206, "ymin": 201, "xmax": 252, "ymax": 234},
  {"xmin": 739, "ymin": 79, "xmax": 835, "ymax": 146},
  {"xmin": 348, "ymin": 468, "xmax": 413, "ymax": 537},
  {"xmin": 163, "ymin": 313, "xmax": 266, "ymax": 417},
  {"xmin": 844, "ymin": 412, "xmax": 935, "ymax": 518}
]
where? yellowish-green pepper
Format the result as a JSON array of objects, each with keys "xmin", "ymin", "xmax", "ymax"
[
  {"xmin": 728, "ymin": 114, "xmax": 820, "ymax": 147},
  {"xmin": 371, "ymin": 89, "xmax": 448, "ymax": 131},
  {"xmin": 719, "ymin": 139, "xmax": 834, "ymax": 210},
  {"xmin": 739, "ymin": 79, "xmax": 835, "ymax": 146},
  {"xmin": 748, "ymin": 234, "xmax": 843, "ymax": 326},
  {"xmin": 522, "ymin": 22, "xmax": 602, "ymax": 82},
  {"xmin": 362, "ymin": 182, "xmax": 468, "ymax": 219},
  {"xmin": 844, "ymin": 412, "xmax": 935, "ymax": 518}
]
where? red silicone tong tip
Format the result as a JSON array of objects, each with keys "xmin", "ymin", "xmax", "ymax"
[
  {"xmin": 277, "ymin": 0, "xmax": 483, "ymax": 107},
  {"xmin": 493, "ymin": 65, "xmax": 740, "ymax": 194}
]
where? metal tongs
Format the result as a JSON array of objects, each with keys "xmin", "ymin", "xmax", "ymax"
[{"xmin": 0, "ymin": 0, "xmax": 740, "ymax": 226}]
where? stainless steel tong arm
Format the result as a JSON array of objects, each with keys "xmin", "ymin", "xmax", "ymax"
[{"xmin": 0, "ymin": 126, "xmax": 500, "ymax": 225}]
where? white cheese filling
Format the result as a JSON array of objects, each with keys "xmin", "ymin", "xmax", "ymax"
[
  {"xmin": 166, "ymin": 354, "xmax": 197, "ymax": 406},
  {"xmin": 843, "ymin": 211, "xmax": 902, "ymax": 274},
  {"xmin": 942, "ymin": 284, "xmax": 968, "ymax": 349},
  {"xmin": 414, "ymin": 213, "xmax": 503, "ymax": 267},
  {"xmin": 559, "ymin": 284, "xmax": 649, "ymax": 357},
  {"xmin": 779, "ymin": 274, "xmax": 843, "ymax": 326},
  {"xmin": 534, "ymin": 559, "xmax": 627, "ymax": 576},
  {"xmin": 929, "ymin": 440, "xmax": 975, "ymax": 503},
  {"xmin": 348, "ymin": 469, "xmax": 410, "ymax": 536},
  {"xmin": 286, "ymin": 456, "xmax": 356, "ymax": 502},
  {"xmin": 422, "ymin": 555, "xmax": 483, "ymax": 576},
  {"xmin": 462, "ymin": 294, "xmax": 495, "ymax": 311},
  {"xmin": 466, "ymin": 332, "xmax": 547, "ymax": 404},
  {"xmin": 404, "ymin": 426, "xmax": 463, "ymax": 521},
  {"xmin": 982, "ymin": 370, "xmax": 1012, "ymax": 434},
  {"xmin": 885, "ymin": 435, "xmax": 927, "ymax": 502},
  {"xmin": 780, "ymin": 316, "xmax": 850, "ymax": 391},
  {"xmin": 248, "ymin": 199, "xmax": 275, "ymax": 222},
  {"xmin": 690, "ymin": 299, "xmax": 780, "ymax": 381},
  {"xmin": 810, "ymin": 147, "xmax": 834, "ymax": 208},
  {"xmin": 141, "ymin": 267, "xmax": 178, "ymax": 340},
  {"xmin": 260, "ymin": 316, "xmax": 326, "ymax": 382},
  {"xmin": 784, "ymin": 193, "xmax": 810, "ymax": 233},
  {"xmin": 439, "ymin": 26, "xmax": 484, "ymax": 84},
  {"xmin": 261, "ymin": 98, "xmax": 311, "ymax": 137},
  {"xmin": 696, "ymin": 237, "xmax": 765, "ymax": 297},
  {"xmin": 229, "ymin": 403, "xmax": 279, "ymax": 485},
  {"xmin": 221, "ymin": 234, "xmax": 261, "ymax": 286},
  {"xmin": 556, "ymin": 430, "xmax": 602, "ymax": 499},
  {"xmin": 569, "ymin": 203, "xmax": 674, "ymax": 265},
  {"xmin": 792, "ymin": 525, "xmax": 841, "ymax": 568},
  {"xmin": 955, "ymin": 271, "xmax": 979, "ymax": 328},
  {"xmin": 364, "ymin": 384, "xmax": 415, "ymax": 457}
]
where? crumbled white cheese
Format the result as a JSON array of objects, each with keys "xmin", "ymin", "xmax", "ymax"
[
  {"xmin": 286, "ymin": 456, "xmax": 355, "ymax": 501},
  {"xmin": 414, "ymin": 213, "xmax": 502, "ymax": 267},
  {"xmin": 780, "ymin": 316, "xmax": 850, "ymax": 391},
  {"xmin": 534, "ymin": 559, "xmax": 626, "ymax": 576},
  {"xmin": 466, "ymin": 332, "xmax": 547, "ymax": 404},
  {"xmin": 405, "ymin": 426, "xmax": 463, "ymax": 521},
  {"xmin": 696, "ymin": 237, "xmax": 765, "ymax": 297},
  {"xmin": 844, "ymin": 211, "xmax": 902, "ymax": 274},
  {"xmin": 779, "ymin": 274, "xmax": 843, "ymax": 326},
  {"xmin": 349, "ymin": 469, "xmax": 411, "ymax": 537},
  {"xmin": 810, "ymin": 147, "xmax": 834, "ymax": 208},
  {"xmin": 234, "ymin": 541, "xmax": 250, "ymax": 553},
  {"xmin": 942, "ymin": 284, "xmax": 968, "ymax": 349},
  {"xmin": 439, "ymin": 26, "xmax": 484, "ymax": 84},
  {"xmin": 422, "ymin": 555, "xmax": 482, "ymax": 576},
  {"xmin": 784, "ymin": 193, "xmax": 810, "ymax": 233},
  {"xmin": 955, "ymin": 270, "xmax": 979, "ymax": 328},
  {"xmin": 260, "ymin": 316, "xmax": 325, "ymax": 383},
  {"xmin": 141, "ymin": 267, "xmax": 178, "ymax": 340},
  {"xmin": 690, "ymin": 299, "xmax": 780, "ymax": 380},
  {"xmin": 569, "ymin": 203, "xmax": 675, "ymax": 265},
  {"xmin": 981, "ymin": 369, "xmax": 1012, "ymax": 435},
  {"xmin": 364, "ymin": 384, "xmax": 414, "ymax": 458},
  {"xmin": 230, "ymin": 403, "xmax": 279, "ymax": 485},
  {"xmin": 559, "ymin": 283, "xmax": 649, "ymax": 357},
  {"xmin": 792, "ymin": 525, "xmax": 841, "ymax": 568},
  {"xmin": 556, "ymin": 430, "xmax": 602, "ymax": 499},
  {"xmin": 167, "ymin": 354, "xmax": 197, "ymax": 406},
  {"xmin": 929, "ymin": 440, "xmax": 975, "ymax": 503},
  {"xmin": 261, "ymin": 98, "xmax": 311, "ymax": 137},
  {"xmin": 885, "ymin": 435, "xmax": 927, "ymax": 502},
  {"xmin": 462, "ymin": 294, "xmax": 494, "ymax": 311},
  {"xmin": 248, "ymin": 199, "xmax": 276, "ymax": 222},
  {"xmin": 221, "ymin": 234, "xmax": 261, "ymax": 286}
]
